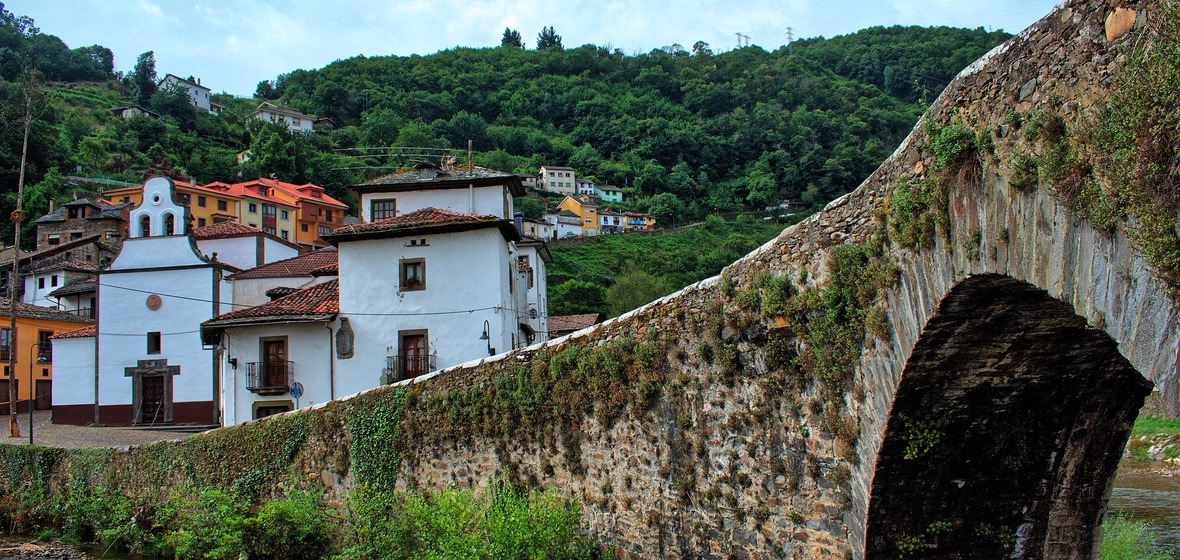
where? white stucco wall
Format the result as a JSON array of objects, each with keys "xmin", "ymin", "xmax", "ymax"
[
  {"xmin": 24, "ymin": 272, "xmax": 63, "ymax": 308},
  {"xmin": 109, "ymin": 237, "xmax": 207, "ymax": 270},
  {"xmin": 195, "ymin": 236, "xmax": 297, "ymax": 271},
  {"xmin": 230, "ymin": 276, "xmax": 326, "ymax": 309},
  {"xmin": 97, "ymin": 266, "xmax": 218, "ymax": 408},
  {"xmin": 219, "ymin": 321, "xmax": 335, "ymax": 426},
  {"xmin": 361, "ymin": 184, "xmax": 511, "ymax": 221},
  {"xmin": 50, "ymin": 336, "xmax": 95, "ymax": 407},
  {"xmin": 337, "ymin": 228, "xmax": 514, "ymax": 397}
]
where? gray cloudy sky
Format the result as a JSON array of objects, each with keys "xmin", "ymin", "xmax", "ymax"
[{"xmin": 9, "ymin": 0, "xmax": 1062, "ymax": 96}]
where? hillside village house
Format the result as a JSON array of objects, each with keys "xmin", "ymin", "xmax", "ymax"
[
  {"xmin": 558, "ymin": 195, "xmax": 599, "ymax": 236},
  {"xmin": 0, "ymin": 301, "xmax": 94, "ymax": 414},
  {"xmin": 246, "ymin": 102, "xmax": 316, "ymax": 134},
  {"xmin": 201, "ymin": 163, "xmax": 552, "ymax": 425},
  {"xmin": 624, "ymin": 211, "xmax": 657, "ymax": 232},
  {"xmin": 599, "ymin": 210, "xmax": 624, "ymax": 234},
  {"xmin": 544, "ymin": 210, "xmax": 583, "ymax": 239},
  {"xmin": 105, "ymin": 180, "xmax": 239, "ymax": 229},
  {"xmin": 520, "ymin": 216, "xmax": 554, "ymax": 240},
  {"xmin": 159, "ymin": 74, "xmax": 221, "ymax": 115},
  {"xmin": 23, "ymin": 259, "xmax": 97, "ymax": 309},
  {"xmin": 50, "ymin": 177, "xmax": 303, "ymax": 426},
  {"xmin": 34, "ymin": 198, "xmax": 129, "ymax": 248},
  {"xmin": 239, "ymin": 178, "xmax": 348, "ymax": 249},
  {"xmin": 575, "ymin": 178, "xmax": 596, "ymax": 197},
  {"xmin": 539, "ymin": 165, "xmax": 577, "ymax": 195},
  {"xmin": 190, "ymin": 221, "xmax": 300, "ymax": 271},
  {"xmin": 226, "ymin": 248, "xmax": 337, "ymax": 309},
  {"xmin": 594, "ymin": 184, "xmax": 624, "ymax": 203}
]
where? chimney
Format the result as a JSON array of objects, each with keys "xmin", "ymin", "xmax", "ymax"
[{"xmin": 514, "ymin": 210, "xmax": 524, "ymax": 235}]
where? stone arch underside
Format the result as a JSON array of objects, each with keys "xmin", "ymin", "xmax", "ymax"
[{"xmin": 863, "ymin": 274, "xmax": 1151, "ymax": 559}]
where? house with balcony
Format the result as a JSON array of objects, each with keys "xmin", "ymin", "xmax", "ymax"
[
  {"xmin": 598, "ymin": 210, "xmax": 624, "ymax": 234},
  {"xmin": 538, "ymin": 165, "xmax": 576, "ymax": 195},
  {"xmin": 201, "ymin": 164, "xmax": 550, "ymax": 425},
  {"xmin": 22, "ymin": 259, "xmax": 97, "ymax": 309},
  {"xmin": 225, "ymin": 181, "xmax": 298, "ymax": 242},
  {"xmin": 0, "ymin": 300, "xmax": 95, "ymax": 415},
  {"xmin": 623, "ymin": 211, "xmax": 657, "ymax": 232},
  {"xmin": 49, "ymin": 177, "xmax": 303, "ymax": 427},
  {"xmin": 240, "ymin": 178, "xmax": 348, "ymax": 250}
]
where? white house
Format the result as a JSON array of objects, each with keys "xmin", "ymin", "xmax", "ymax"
[
  {"xmin": 51, "ymin": 176, "xmax": 308, "ymax": 427},
  {"xmin": 538, "ymin": 165, "xmax": 576, "ymax": 195},
  {"xmin": 191, "ymin": 221, "xmax": 301, "ymax": 272},
  {"xmin": 160, "ymin": 74, "xmax": 219, "ymax": 114},
  {"xmin": 520, "ymin": 217, "xmax": 554, "ymax": 240},
  {"xmin": 202, "ymin": 165, "xmax": 553, "ymax": 425},
  {"xmin": 545, "ymin": 210, "xmax": 583, "ymax": 239},
  {"xmin": 23, "ymin": 259, "xmax": 97, "ymax": 309},
  {"xmin": 575, "ymin": 178, "xmax": 596, "ymax": 197},
  {"xmin": 246, "ymin": 102, "xmax": 315, "ymax": 134},
  {"xmin": 599, "ymin": 210, "xmax": 624, "ymax": 234}
]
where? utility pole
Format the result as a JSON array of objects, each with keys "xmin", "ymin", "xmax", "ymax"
[
  {"xmin": 734, "ymin": 32, "xmax": 750, "ymax": 49},
  {"xmin": 786, "ymin": 27, "xmax": 794, "ymax": 54},
  {"xmin": 8, "ymin": 72, "xmax": 37, "ymax": 437}
]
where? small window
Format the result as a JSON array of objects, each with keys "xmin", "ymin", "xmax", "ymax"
[
  {"xmin": 301, "ymin": 223, "xmax": 309, "ymax": 233},
  {"xmin": 147, "ymin": 332, "xmax": 161, "ymax": 355},
  {"xmin": 37, "ymin": 330, "xmax": 52, "ymax": 362},
  {"xmin": 280, "ymin": 230, "xmax": 289, "ymax": 240},
  {"xmin": 264, "ymin": 226, "xmax": 276, "ymax": 235},
  {"xmin": 280, "ymin": 210, "xmax": 289, "ymax": 220},
  {"xmin": 71, "ymin": 231, "xmax": 83, "ymax": 240},
  {"xmin": 400, "ymin": 258, "xmax": 425, "ymax": 291},
  {"xmin": 325, "ymin": 210, "xmax": 334, "ymax": 222},
  {"xmin": 198, "ymin": 217, "xmax": 207, "ymax": 227},
  {"xmin": 318, "ymin": 225, "xmax": 330, "ymax": 237},
  {"xmin": 248, "ymin": 203, "xmax": 258, "ymax": 214},
  {"xmin": 217, "ymin": 200, "xmax": 228, "ymax": 211},
  {"xmin": 51, "ymin": 275, "xmax": 58, "ymax": 287},
  {"xmin": 371, "ymin": 199, "xmax": 397, "ymax": 221},
  {"xmin": 121, "ymin": 196, "xmax": 130, "ymax": 203},
  {"xmin": 38, "ymin": 277, "xmax": 45, "ymax": 289},
  {"xmin": 197, "ymin": 195, "xmax": 207, "ymax": 207}
]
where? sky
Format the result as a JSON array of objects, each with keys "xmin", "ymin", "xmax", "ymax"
[{"xmin": 8, "ymin": 0, "xmax": 1063, "ymax": 97}]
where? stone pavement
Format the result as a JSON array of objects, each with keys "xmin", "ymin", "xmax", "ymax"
[{"xmin": 0, "ymin": 410, "xmax": 201, "ymax": 449}]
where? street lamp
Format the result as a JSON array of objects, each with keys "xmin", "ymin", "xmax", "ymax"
[
  {"xmin": 479, "ymin": 320, "xmax": 495, "ymax": 356},
  {"xmin": 28, "ymin": 342, "xmax": 47, "ymax": 445}
]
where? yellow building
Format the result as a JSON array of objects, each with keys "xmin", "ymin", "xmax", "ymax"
[
  {"xmin": 0, "ymin": 300, "xmax": 94, "ymax": 414},
  {"xmin": 558, "ymin": 195, "xmax": 599, "ymax": 237},
  {"xmin": 105, "ymin": 180, "xmax": 241, "ymax": 230},
  {"xmin": 227, "ymin": 181, "xmax": 300, "ymax": 243},
  {"xmin": 623, "ymin": 211, "xmax": 657, "ymax": 232}
]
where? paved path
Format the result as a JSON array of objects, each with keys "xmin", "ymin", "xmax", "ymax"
[{"xmin": 0, "ymin": 410, "xmax": 202, "ymax": 449}]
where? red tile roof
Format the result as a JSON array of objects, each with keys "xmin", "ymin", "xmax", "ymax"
[
  {"xmin": 230, "ymin": 248, "xmax": 337, "ymax": 280},
  {"xmin": 0, "ymin": 299, "xmax": 96, "ymax": 324},
  {"xmin": 548, "ymin": 313, "xmax": 602, "ymax": 337},
  {"xmin": 192, "ymin": 221, "xmax": 264, "ymax": 240},
  {"xmin": 201, "ymin": 280, "xmax": 338, "ymax": 342},
  {"xmin": 51, "ymin": 325, "xmax": 96, "ymax": 339},
  {"xmin": 310, "ymin": 262, "xmax": 338, "ymax": 276},
  {"xmin": 246, "ymin": 178, "xmax": 348, "ymax": 209},
  {"xmin": 323, "ymin": 207, "xmax": 520, "ymax": 243}
]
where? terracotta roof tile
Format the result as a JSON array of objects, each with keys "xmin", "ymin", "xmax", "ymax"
[
  {"xmin": 361, "ymin": 165, "xmax": 512, "ymax": 186},
  {"xmin": 230, "ymin": 248, "xmax": 337, "ymax": 280},
  {"xmin": 548, "ymin": 313, "xmax": 602, "ymax": 336},
  {"xmin": 192, "ymin": 221, "xmax": 264, "ymax": 240},
  {"xmin": 0, "ymin": 299, "xmax": 96, "ymax": 324},
  {"xmin": 51, "ymin": 325, "xmax": 96, "ymax": 339},
  {"xmin": 202, "ymin": 280, "xmax": 338, "ymax": 336},
  {"xmin": 310, "ymin": 262, "xmax": 338, "ymax": 276},
  {"xmin": 323, "ymin": 207, "xmax": 519, "ymax": 242}
]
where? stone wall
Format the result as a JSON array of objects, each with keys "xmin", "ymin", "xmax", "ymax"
[{"xmin": 1, "ymin": 0, "xmax": 1177, "ymax": 558}]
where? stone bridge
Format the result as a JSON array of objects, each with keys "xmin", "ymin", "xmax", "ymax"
[{"xmin": 4, "ymin": 0, "xmax": 1177, "ymax": 558}]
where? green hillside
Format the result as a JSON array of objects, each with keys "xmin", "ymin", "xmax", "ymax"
[{"xmin": 0, "ymin": 1, "xmax": 1009, "ymax": 248}]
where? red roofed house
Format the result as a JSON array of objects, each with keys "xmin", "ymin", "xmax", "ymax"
[
  {"xmin": 226, "ymin": 248, "xmax": 337, "ymax": 309},
  {"xmin": 240, "ymin": 178, "xmax": 349, "ymax": 250},
  {"xmin": 200, "ymin": 164, "xmax": 552, "ymax": 425}
]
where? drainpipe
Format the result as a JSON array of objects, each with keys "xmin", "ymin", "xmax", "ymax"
[
  {"xmin": 326, "ymin": 323, "xmax": 335, "ymax": 400},
  {"xmin": 211, "ymin": 260, "xmax": 222, "ymax": 426}
]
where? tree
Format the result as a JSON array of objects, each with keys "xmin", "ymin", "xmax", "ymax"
[
  {"xmin": 692, "ymin": 41, "xmax": 713, "ymax": 57},
  {"xmin": 76, "ymin": 44, "xmax": 114, "ymax": 76},
  {"xmin": 647, "ymin": 192, "xmax": 685, "ymax": 227},
  {"xmin": 150, "ymin": 82, "xmax": 197, "ymax": 131},
  {"xmin": 254, "ymin": 80, "xmax": 277, "ymax": 100},
  {"xmin": 130, "ymin": 50, "xmax": 158, "ymax": 106},
  {"xmin": 514, "ymin": 197, "xmax": 545, "ymax": 219},
  {"xmin": 606, "ymin": 268, "xmax": 673, "ymax": 317},
  {"xmin": 500, "ymin": 28, "xmax": 524, "ymax": 49},
  {"xmin": 548, "ymin": 280, "xmax": 606, "ymax": 316},
  {"xmin": 536, "ymin": 26, "xmax": 562, "ymax": 50}
]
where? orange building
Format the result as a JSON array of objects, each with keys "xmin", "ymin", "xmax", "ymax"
[
  {"xmin": 0, "ymin": 300, "xmax": 94, "ymax": 414},
  {"xmin": 224, "ymin": 180, "xmax": 299, "ymax": 243},
  {"xmin": 235, "ymin": 178, "xmax": 347, "ymax": 250}
]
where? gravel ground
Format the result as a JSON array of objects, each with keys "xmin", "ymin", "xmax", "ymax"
[{"xmin": 0, "ymin": 410, "xmax": 203, "ymax": 449}]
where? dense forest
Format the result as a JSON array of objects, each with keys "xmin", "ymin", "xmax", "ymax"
[{"xmin": 0, "ymin": 1, "xmax": 1010, "ymax": 247}]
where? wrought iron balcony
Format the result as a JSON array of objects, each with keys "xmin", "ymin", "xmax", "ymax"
[
  {"xmin": 382, "ymin": 353, "xmax": 437, "ymax": 385},
  {"xmin": 246, "ymin": 360, "xmax": 293, "ymax": 395}
]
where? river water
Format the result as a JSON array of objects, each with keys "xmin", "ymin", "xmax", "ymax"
[{"xmin": 1110, "ymin": 461, "xmax": 1180, "ymax": 554}]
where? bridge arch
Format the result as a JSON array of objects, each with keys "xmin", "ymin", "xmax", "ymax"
[{"xmin": 861, "ymin": 274, "xmax": 1150, "ymax": 558}]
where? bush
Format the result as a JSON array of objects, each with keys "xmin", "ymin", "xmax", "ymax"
[{"xmin": 1101, "ymin": 514, "xmax": 1174, "ymax": 560}]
